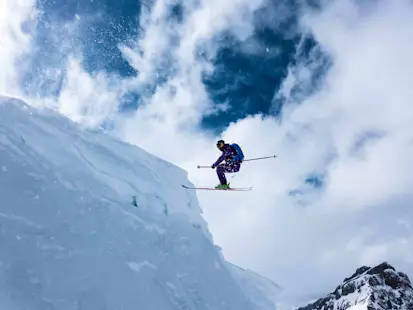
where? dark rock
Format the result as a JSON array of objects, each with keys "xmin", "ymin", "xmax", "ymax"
[
  {"xmin": 384, "ymin": 269, "xmax": 401, "ymax": 290},
  {"xmin": 344, "ymin": 266, "xmax": 370, "ymax": 282},
  {"xmin": 366, "ymin": 262, "xmax": 395, "ymax": 276},
  {"xmin": 342, "ymin": 282, "xmax": 355, "ymax": 296},
  {"xmin": 368, "ymin": 275, "xmax": 381, "ymax": 286}
]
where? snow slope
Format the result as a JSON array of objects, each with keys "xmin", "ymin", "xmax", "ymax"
[
  {"xmin": 227, "ymin": 262, "xmax": 282, "ymax": 309},
  {"xmin": 0, "ymin": 96, "xmax": 279, "ymax": 310}
]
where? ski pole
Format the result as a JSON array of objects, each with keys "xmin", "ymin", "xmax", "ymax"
[
  {"xmin": 242, "ymin": 155, "xmax": 277, "ymax": 162},
  {"xmin": 197, "ymin": 155, "xmax": 277, "ymax": 168}
]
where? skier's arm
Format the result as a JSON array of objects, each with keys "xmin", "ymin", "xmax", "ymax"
[{"xmin": 212, "ymin": 153, "xmax": 225, "ymax": 168}]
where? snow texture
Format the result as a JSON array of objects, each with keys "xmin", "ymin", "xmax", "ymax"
[
  {"xmin": 227, "ymin": 262, "xmax": 282, "ymax": 309},
  {"xmin": 0, "ymin": 96, "xmax": 279, "ymax": 310},
  {"xmin": 297, "ymin": 262, "xmax": 413, "ymax": 310}
]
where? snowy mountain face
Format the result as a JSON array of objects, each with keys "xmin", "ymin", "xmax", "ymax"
[
  {"xmin": 297, "ymin": 262, "xmax": 413, "ymax": 310},
  {"xmin": 0, "ymin": 97, "xmax": 280, "ymax": 310}
]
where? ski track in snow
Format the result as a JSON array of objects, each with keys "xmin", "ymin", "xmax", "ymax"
[{"xmin": 0, "ymin": 97, "xmax": 281, "ymax": 310}]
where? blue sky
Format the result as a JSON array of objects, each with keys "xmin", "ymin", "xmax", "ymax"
[
  {"xmin": 29, "ymin": 0, "xmax": 319, "ymax": 132},
  {"xmin": 3, "ymin": 0, "xmax": 413, "ymax": 308}
]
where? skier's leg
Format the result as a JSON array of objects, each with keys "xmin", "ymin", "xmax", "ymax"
[
  {"xmin": 216, "ymin": 164, "xmax": 241, "ymax": 188},
  {"xmin": 230, "ymin": 163, "xmax": 240, "ymax": 173},
  {"xmin": 216, "ymin": 164, "xmax": 228, "ymax": 185}
]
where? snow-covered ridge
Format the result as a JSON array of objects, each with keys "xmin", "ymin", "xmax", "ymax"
[
  {"xmin": 0, "ymin": 96, "xmax": 207, "ymax": 231},
  {"xmin": 0, "ymin": 96, "xmax": 279, "ymax": 310},
  {"xmin": 296, "ymin": 262, "xmax": 413, "ymax": 310}
]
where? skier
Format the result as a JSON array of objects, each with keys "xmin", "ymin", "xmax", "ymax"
[{"xmin": 211, "ymin": 140, "xmax": 244, "ymax": 189}]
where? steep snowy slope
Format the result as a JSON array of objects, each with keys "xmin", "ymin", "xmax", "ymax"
[
  {"xmin": 0, "ymin": 96, "xmax": 279, "ymax": 310},
  {"xmin": 227, "ymin": 262, "xmax": 282, "ymax": 309},
  {"xmin": 296, "ymin": 262, "xmax": 413, "ymax": 310}
]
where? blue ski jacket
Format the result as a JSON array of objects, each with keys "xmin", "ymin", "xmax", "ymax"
[{"xmin": 212, "ymin": 144, "xmax": 240, "ymax": 168}]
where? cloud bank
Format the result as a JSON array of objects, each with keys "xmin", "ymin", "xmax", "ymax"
[
  {"xmin": 2, "ymin": 0, "xmax": 413, "ymax": 308},
  {"xmin": 198, "ymin": 0, "xmax": 413, "ymax": 305}
]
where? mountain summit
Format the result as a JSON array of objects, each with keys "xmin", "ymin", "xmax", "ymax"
[{"xmin": 297, "ymin": 262, "xmax": 413, "ymax": 310}]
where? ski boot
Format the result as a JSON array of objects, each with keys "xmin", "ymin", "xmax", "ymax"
[{"xmin": 215, "ymin": 183, "xmax": 230, "ymax": 190}]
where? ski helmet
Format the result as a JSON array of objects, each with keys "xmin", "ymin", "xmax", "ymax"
[{"xmin": 216, "ymin": 140, "xmax": 225, "ymax": 150}]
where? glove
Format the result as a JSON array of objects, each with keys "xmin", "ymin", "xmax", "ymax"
[{"xmin": 211, "ymin": 164, "xmax": 215, "ymax": 169}]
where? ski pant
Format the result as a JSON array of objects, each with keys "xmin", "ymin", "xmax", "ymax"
[{"xmin": 216, "ymin": 163, "xmax": 240, "ymax": 185}]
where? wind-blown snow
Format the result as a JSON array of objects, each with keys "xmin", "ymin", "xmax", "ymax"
[{"xmin": 0, "ymin": 96, "xmax": 279, "ymax": 309}]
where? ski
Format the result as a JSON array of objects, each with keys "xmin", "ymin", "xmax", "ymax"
[{"xmin": 181, "ymin": 185, "xmax": 252, "ymax": 191}]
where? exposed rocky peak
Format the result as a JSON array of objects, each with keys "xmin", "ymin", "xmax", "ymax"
[
  {"xmin": 343, "ymin": 266, "xmax": 371, "ymax": 283},
  {"xmin": 297, "ymin": 262, "xmax": 413, "ymax": 310}
]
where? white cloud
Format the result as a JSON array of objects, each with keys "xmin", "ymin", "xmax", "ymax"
[
  {"xmin": 0, "ymin": 0, "xmax": 37, "ymax": 96},
  {"xmin": 117, "ymin": 0, "xmax": 270, "ymax": 163},
  {"xmin": 198, "ymin": 0, "xmax": 413, "ymax": 305},
  {"xmin": 2, "ymin": 0, "xmax": 413, "ymax": 308}
]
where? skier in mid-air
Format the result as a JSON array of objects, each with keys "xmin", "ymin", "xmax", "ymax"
[
  {"xmin": 211, "ymin": 140, "xmax": 244, "ymax": 189},
  {"xmin": 180, "ymin": 139, "xmax": 275, "ymax": 191}
]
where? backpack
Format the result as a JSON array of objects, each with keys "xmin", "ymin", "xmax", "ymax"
[{"xmin": 231, "ymin": 143, "xmax": 244, "ymax": 162}]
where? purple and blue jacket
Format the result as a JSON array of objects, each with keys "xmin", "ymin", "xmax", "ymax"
[{"xmin": 212, "ymin": 144, "xmax": 240, "ymax": 168}]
